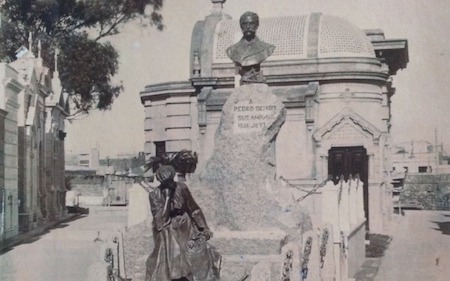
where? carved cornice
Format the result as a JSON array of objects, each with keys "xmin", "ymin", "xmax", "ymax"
[
  {"xmin": 267, "ymin": 71, "xmax": 389, "ymax": 86},
  {"xmin": 140, "ymin": 81, "xmax": 195, "ymax": 103},
  {"xmin": 372, "ymin": 39, "xmax": 408, "ymax": 75},
  {"xmin": 192, "ymin": 72, "xmax": 388, "ymax": 91},
  {"xmin": 313, "ymin": 107, "xmax": 381, "ymax": 145},
  {"xmin": 46, "ymin": 103, "xmax": 70, "ymax": 118},
  {"xmin": 190, "ymin": 77, "xmax": 218, "ymax": 89},
  {"xmin": 211, "ymin": 56, "xmax": 390, "ymax": 86}
]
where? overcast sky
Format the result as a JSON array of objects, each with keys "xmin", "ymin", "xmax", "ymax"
[{"xmin": 65, "ymin": 0, "xmax": 450, "ymax": 157}]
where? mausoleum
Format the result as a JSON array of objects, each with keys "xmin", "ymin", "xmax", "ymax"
[
  {"xmin": 140, "ymin": 4, "xmax": 408, "ymax": 234},
  {"xmin": 136, "ymin": 2, "xmax": 410, "ymax": 280}
]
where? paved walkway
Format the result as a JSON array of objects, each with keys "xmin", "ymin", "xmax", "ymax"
[
  {"xmin": 373, "ymin": 210, "xmax": 450, "ymax": 281},
  {"xmin": 0, "ymin": 213, "xmax": 80, "ymax": 253},
  {"xmin": 355, "ymin": 210, "xmax": 450, "ymax": 281},
  {"xmin": 354, "ymin": 257, "xmax": 383, "ymax": 281},
  {"xmin": 0, "ymin": 206, "xmax": 128, "ymax": 281}
]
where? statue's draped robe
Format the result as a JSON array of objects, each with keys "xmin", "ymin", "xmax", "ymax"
[{"xmin": 145, "ymin": 182, "xmax": 220, "ymax": 281}]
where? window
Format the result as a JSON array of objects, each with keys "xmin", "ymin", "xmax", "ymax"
[
  {"xmin": 155, "ymin": 141, "xmax": 166, "ymax": 157},
  {"xmin": 418, "ymin": 166, "xmax": 428, "ymax": 173}
]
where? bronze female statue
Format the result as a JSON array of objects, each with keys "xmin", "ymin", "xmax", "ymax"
[{"xmin": 145, "ymin": 165, "xmax": 220, "ymax": 281}]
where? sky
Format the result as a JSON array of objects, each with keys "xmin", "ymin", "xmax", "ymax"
[{"xmin": 65, "ymin": 0, "xmax": 450, "ymax": 157}]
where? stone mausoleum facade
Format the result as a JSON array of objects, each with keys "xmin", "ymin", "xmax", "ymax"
[
  {"xmin": 140, "ymin": 5, "xmax": 408, "ymax": 233},
  {"xmin": 1, "ymin": 45, "xmax": 69, "ymax": 242}
]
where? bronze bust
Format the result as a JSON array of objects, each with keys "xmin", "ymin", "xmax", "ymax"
[{"xmin": 226, "ymin": 11, "xmax": 275, "ymax": 84}]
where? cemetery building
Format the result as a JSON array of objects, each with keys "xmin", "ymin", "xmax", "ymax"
[
  {"xmin": 391, "ymin": 140, "xmax": 450, "ymax": 211},
  {"xmin": 10, "ymin": 48, "xmax": 50, "ymax": 230},
  {"xmin": 1, "ymin": 45, "xmax": 69, "ymax": 241},
  {"xmin": 392, "ymin": 140, "xmax": 450, "ymax": 174},
  {"xmin": 44, "ymin": 57, "xmax": 70, "ymax": 221},
  {"xmin": 0, "ymin": 62, "xmax": 22, "ymax": 241},
  {"xmin": 140, "ymin": 4, "xmax": 408, "ymax": 234},
  {"xmin": 65, "ymin": 150, "xmax": 145, "ymax": 207}
]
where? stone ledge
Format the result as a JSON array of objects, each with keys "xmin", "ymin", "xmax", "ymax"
[
  {"xmin": 211, "ymin": 230, "xmax": 287, "ymax": 255},
  {"xmin": 222, "ymin": 254, "xmax": 280, "ymax": 262},
  {"xmin": 220, "ymin": 254, "xmax": 282, "ymax": 281}
]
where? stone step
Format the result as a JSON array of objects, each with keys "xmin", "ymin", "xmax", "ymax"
[
  {"xmin": 210, "ymin": 229, "xmax": 287, "ymax": 256},
  {"xmin": 220, "ymin": 254, "xmax": 281, "ymax": 281}
]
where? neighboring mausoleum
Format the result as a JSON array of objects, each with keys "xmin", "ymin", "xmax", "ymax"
[{"xmin": 1, "ymin": 42, "xmax": 70, "ymax": 242}]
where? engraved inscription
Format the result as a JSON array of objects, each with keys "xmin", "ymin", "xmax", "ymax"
[{"xmin": 233, "ymin": 101, "xmax": 277, "ymax": 133}]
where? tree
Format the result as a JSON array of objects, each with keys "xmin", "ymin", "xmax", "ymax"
[{"xmin": 0, "ymin": 0, "xmax": 164, "ymax": 114}]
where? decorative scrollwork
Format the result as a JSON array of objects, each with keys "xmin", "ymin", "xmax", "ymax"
[
  {"xmin": 104, "ymin": 247, "xmax": 115, "ymax": 280},
  {"xmin": 320, "ymin": 228, "xmax": 329, "ymax": 268},
  {"xmin": 301, "ymin": 236, "xmax": 313, "ymax": 280},
  {"xmin": 280, "ymin": 249, "xmax": 293, "ymax": 281}
]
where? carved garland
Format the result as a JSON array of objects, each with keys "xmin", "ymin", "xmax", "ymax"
[
  {"xmin": 280, "ymin": 249, "xmax": 293, "ymax": 281},
  {"xmin": 301, "ymin": 236, "xmax": 313, "ymax": 280},
  {"xmin": 320, "ymin": 228, "xmax": 329, "ymax": 268}
]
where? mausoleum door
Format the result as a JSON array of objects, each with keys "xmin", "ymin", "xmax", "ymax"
[{"xmin": 328, "ymin": 146, "xmax": 369, "ymax": 226}]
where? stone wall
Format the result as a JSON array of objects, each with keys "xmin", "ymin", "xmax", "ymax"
[
  {"xmin": 0, "ymin": 109, "xmax": 7, "ymax": 238},
  {"xmin": 68, "ymin": 173, "xmax": 105, "ymax": 201},
  {"xmin": 402, "ymin": 174, "xmax": 450, "ymax": 210},
  {"xmin": 0, "ymin": 63, "xmax": 22, "ymax": 240}
]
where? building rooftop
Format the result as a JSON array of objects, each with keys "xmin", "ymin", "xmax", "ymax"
[{"xmin": 212, "ymin": 13, "xmax": 375, "ymax": 64}]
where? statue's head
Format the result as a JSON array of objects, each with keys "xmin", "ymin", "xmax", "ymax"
[
  {"xmin": 240, "ymin": 11, "xmax": 259, "ymax": 41},
  {"xmin": 156, "ymin": 165, "xmax": 176, "ymax": 185}
]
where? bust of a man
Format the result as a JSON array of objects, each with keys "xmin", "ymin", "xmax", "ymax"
[{"xmin": 226, "ymin": 11, "xmax": 275, "ymax": 84}]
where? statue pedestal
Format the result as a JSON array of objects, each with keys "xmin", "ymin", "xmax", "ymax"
[{"xmin": 195, "ymin": 83, "xmax": 310, "ymax": 280}]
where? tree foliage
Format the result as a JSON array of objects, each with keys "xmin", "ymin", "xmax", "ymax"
[{"xmin": 0, "ymin": 0, "xmax": 164, "ymax": 113}]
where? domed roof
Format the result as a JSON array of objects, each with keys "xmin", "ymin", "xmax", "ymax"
[{"xmin": 212, "ymin": 13, "xmax": 375, "ymax": 64}]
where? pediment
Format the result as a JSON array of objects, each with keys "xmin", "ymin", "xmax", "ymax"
[{"xmin": 313, "ymin": 107, "xmax": 381, "ymax": 144}]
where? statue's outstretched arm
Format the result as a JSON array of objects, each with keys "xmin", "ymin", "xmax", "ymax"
[{"xmin": 182, "ymin": 183, "xmax": 213, "ymax": 240}]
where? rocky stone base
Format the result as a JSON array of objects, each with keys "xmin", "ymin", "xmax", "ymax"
[
  {"xmin": 123, "ymin": 218, "xmax": 153, "ymax": 281},
  {"xmin": 211, "ymin": 229, "xmax": 287, "ymax": 255},
  {"xmin": 123, "ymin": 224, "xmax": 292, "ymax": 281},
  {"xmin": 221, "ymin": 254, "xmax": 282, "ymax": 281},
  {"xmin": 199, "ymin": 84, "xmax": 287, "ymax": 231}
]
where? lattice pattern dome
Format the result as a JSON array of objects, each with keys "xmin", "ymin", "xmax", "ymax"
[
  {"xmin": 318, "ymin": 15, "xmax": 374, "ymax": 57},
  {"xmin": 212, "ymin": 13, "xmax": 375, "ymax": 64}
]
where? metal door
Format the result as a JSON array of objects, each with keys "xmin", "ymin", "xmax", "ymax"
[{"xmin": 328, "ymin": 146, "xmax": 369, "ymax": 227}]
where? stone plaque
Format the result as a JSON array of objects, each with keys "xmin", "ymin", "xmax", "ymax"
[{"xmin": 233, "ymin": 101, "xmax": 278, "ymax": 133}]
